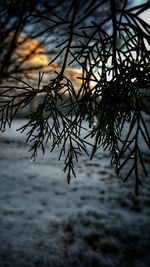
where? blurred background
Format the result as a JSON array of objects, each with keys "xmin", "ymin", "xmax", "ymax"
[{"xmin": 0, "ymin": 1, "xmax": 150, "ymax": 267}]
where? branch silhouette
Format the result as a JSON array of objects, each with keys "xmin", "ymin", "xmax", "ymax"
[{"xmin": 0, "ymin": 0, "xmax": 150, "ymax": 194}]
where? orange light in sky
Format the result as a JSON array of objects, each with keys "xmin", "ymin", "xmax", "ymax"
[
  {"xmin": 14, "ymin": 34, "xmax": 49, "ymax": 67},
  {"xmin": 10, "ymin": 32, "xmax": 94, "ymax": 90},
  {"xmin": 31, "ymin": 52, "xmax": 49, "ymax": 66}
]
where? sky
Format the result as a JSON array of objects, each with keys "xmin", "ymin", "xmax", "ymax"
[{"xmin": 5, "ymin": 0, "xmax": 149, "ymax": 90}]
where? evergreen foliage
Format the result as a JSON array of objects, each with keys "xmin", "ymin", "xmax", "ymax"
[{"xmin": 0, "ymin": 0, "xmax": 150, "ymax": 194}]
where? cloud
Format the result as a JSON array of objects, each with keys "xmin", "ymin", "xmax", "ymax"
[{"xmin": 11, "ymin": 33, "xmax": 49, "ymax": 67}]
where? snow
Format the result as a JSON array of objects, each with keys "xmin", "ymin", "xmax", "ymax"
[{"xmin": 0, "ymin": 119, "xmax": 150, "ymax": 267}]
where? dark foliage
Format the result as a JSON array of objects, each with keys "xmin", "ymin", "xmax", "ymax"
[{"xmin": 0, "ymin": 0, "xmax": 150, "ymax": 194}]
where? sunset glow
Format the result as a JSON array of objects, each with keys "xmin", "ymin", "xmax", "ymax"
[
  {"xmin": 14, "ymin": 34, "xmax": 49, "ymax": 67},
  {"xmin": 8, "ymin": 32, "xmax": 95, "ymax": 91},
  {"xmin": 30, "ymin": 53, "xmax": 49, "ymax": 66}
]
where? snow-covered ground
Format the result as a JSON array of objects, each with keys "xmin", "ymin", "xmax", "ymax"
[{"xmin": 0, "ymin": 119, "xmax": 150, "ymax": 267}]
